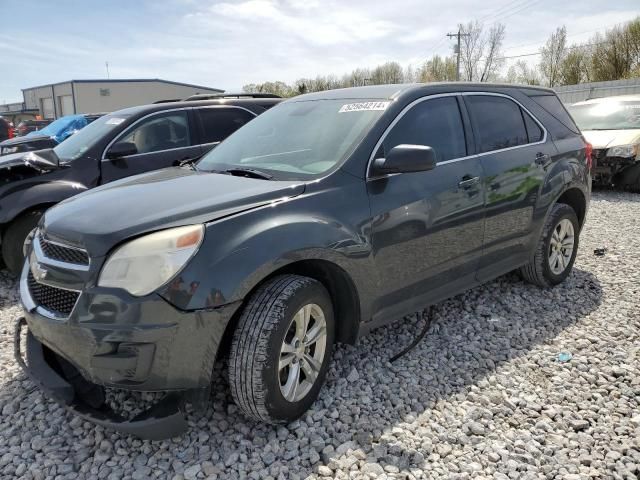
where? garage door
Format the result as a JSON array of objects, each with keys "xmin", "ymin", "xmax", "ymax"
[
  {"xmin": 59, "ymin": 95, "xmax": 74, "ymax": 116},
  {"xmin": 40, "ymin": 97, "xmax": 54, "ymax": 119}
]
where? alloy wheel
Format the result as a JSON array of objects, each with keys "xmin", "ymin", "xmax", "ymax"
[
  {"xmin": 548, "ymin": 218, "xmax": 574, "ymax": 275},
  {"xmin": 279, "ymin": 303, "xmax": 327, "ymax": 402}
]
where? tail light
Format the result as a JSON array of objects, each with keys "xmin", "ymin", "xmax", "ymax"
[
  {"xmin": 584, "ymin": 142, "xmax": 592, "ymax": 171},
  {"xmin": 7, "ymin": 127, "xmax": 14, "ymax": 139}
]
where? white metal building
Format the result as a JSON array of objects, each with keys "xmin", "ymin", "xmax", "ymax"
[
  {"xmin": 21, "ymin": 79, "xmax": 224, "ymax": 119},
  {"xmin": 555, "ymin": 78, "xmax": 640, "ymax": 104}
]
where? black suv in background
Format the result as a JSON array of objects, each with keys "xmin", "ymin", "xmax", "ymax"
[
  {"xmin": 0, "ymin": 97, "xmax": 280, "ymax": 273},
  {"xmin": 17, "ymin": 84, "xmax": 590, "ymax": 439}
]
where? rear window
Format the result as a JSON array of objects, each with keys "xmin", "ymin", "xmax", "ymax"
[
  {"xmin": 529, "ymin": 94, "xmax": 580, "ymax": 133},
  {"xmin": 465, "ymin": 95, "xmax": 529, "ymax": 153},
  {"xmin": 196, "ymin": 107, "xmax": 256, "ymax": 144}
]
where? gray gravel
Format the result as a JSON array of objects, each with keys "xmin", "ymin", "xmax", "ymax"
[{"xmin": 1, "ymin": 191, "xmax": 639, "ymax": 480}]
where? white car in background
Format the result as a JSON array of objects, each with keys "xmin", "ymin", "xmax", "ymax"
[{"xmin": 568, "ymin": 94, "xmax": 640, "ymax": 191}]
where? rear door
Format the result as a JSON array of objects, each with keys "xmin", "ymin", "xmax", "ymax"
[
  {"xmin": 100, "ymin": 109, "xmax": 200, "ymax": 183},
  {"xmin": 194, "ymin": 106, "xmax": 257, "ymax": 155},
  {"xmin": 368, "ymin": 95, "xmax": 485, "ymax": 321},
  {"xmin": 462, "ymin": 93, "xmax": 555, "ymax": 280}
]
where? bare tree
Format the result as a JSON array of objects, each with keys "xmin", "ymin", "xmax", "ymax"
[
  {"xmin": 480, "ymin": 24, "xmax": 506, "ymax": 82},
  {"xmin": 459, "ymin": 21, "xmax": 485, "ymax": 81},
  {"xmin": 540, "ymin": 26, "xmax": 567, "ymax": 87},
  {"xmin": 459, "ymin": 21, "xmax": 506, "ymax": 82},
  {"xmin": 505, "ymin": 60, "xmax": 541, "ymax": 85},
  {"xmin": 371, "ymin": 62, "xmax": 404, "ymax": 84}
]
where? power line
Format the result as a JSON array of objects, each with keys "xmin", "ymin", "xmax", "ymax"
[{"xmin": 498, "ymin": 41, "xmax": 605, "ymax": 60}]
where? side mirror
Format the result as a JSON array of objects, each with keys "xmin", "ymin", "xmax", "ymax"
[
  {"xmin": 106, "ymin": 141, "xmax": 138, "ymax": 159},
  {"xmin": 370, "ymin": 144, "xmax": 437, "ymax": 177},
  {"xmin": 23, "ymin": 150, "xmax": 59, "ymax": 172}
]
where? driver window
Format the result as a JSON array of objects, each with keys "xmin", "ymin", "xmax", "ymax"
[
  {"xmin": 382, "ymin": 97, "xmax": 467, "ymax": 162},
  {"xmin": 117, "ymin": 111, "xmax": 190, "ymax": 155}
]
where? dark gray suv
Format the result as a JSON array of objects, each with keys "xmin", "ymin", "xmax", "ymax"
[{"xmin": 16, "ymin": 83, "xmax": 591, "ymax": 440}]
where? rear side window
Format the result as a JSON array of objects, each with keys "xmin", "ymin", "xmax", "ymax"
[
  {"xmin": 529, "ymin": 94, "xmax": 579, "ymax": 133},
  {"xmin": 382, "ymin": 96, "xmax": 467, "ymax": 162},
  {"xmin": 196, "ymin": 107, "xmax": 255, "ymax": 144},
  {"xmin": 465, "ymin": 95, "xmax": 529, "ymax": 153},
  {"xmin": 523, "ymin": 110, "xmax": 543, "ymax": 142}
]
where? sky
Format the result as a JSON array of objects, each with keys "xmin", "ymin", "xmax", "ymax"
[{"xmin": 0, "ymin": 0, "xmax": 637, "ymax": 103}]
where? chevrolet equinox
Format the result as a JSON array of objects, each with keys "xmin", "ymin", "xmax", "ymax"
[{"xmin": 16, "ymin": 83, "xmax": 591, "ymax": 440}]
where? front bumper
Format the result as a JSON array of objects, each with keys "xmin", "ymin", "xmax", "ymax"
[
  {"xmin": 15, "ymin": 318, "xmax": 188, "ymax": 440},
  {"xmin": 18, "ymin": 257, "xmax": 241, "ymax": 438}
]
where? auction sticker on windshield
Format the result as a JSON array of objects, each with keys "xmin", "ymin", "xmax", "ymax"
[
  {"xmin": 339, "ymin": 101, "xmax": 391, "ymax": 113},
  {"xmin": 106, "ymin": 117, "xmax": 126, "ymax": 125}
]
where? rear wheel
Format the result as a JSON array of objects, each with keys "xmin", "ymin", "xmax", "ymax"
[
  {"xmin": 228, "ymin": 275, "xmax": 334, "ymax": 423},
  {"xmin": 2, "ymin": 210, "xmax": 43, "ymax": 275},
  {"xmin": 520, "ymin": 203, "xmax": 579, "ymax": 288}
]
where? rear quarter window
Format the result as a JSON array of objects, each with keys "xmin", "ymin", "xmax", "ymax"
[{"xmin": 528, "ymin": 94, "xmax": 580, "ymax": 134}]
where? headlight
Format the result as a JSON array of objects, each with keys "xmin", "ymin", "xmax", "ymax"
[
  {"xmin": 2, "ymin": 146, "xmax": 17, "ymax": 154},
  {"xmin": 98, "ymin": 225, "xmax": 204, "ymax": 296},
  {"xmin": 606, "ymin": 144, "xmax": 639, "ymax": 158}
]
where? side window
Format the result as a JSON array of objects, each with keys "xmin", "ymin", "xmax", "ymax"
[
  {"xmin": 196, "ymin": 108, "xmax": 255, "ymax": 144},
  {"xmin": 522, "ymin": 109, "xmax": 543, "ymax": 142},
  {"xmin": 529, "ymin": 94, "xmax": 579, "ymax": 133},
  {"xmin": 382, "ymin": 97, "xmax": 466, "ymax": 162},
  {"xmin": 117, "ymin": 111, "xmax": 190, "ymax": 155},
  {"xmin": 465, "ymin": 96, "xmax": 528, "ymax": 153}
]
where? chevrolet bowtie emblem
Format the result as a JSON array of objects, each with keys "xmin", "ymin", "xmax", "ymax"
[{"xmin": 32, "ymin": 263, "xmax": 48, "ymax": 282}]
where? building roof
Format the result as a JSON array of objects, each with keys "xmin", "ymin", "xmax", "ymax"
[{"xmin": 22, "ymin": 78, "xmax": 224, "ymax": 93}]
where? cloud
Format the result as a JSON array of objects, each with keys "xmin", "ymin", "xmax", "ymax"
[{"xmin": 0, "ymin": 0, "xmax": 639, "ymax": 101}]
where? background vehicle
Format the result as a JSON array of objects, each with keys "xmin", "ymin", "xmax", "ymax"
[
  {"xmin": 0, "ymin": 113, "xmax": 104, "ymax": 156},
  {"xmin": 568, "ymin": 94, "xmax": 640, "ymax": 190},
  {"xmin": 15, "ymin": 119, "xmax": 52, "ymax": 137},
  {"xmin": 0, "ymin": 97, "xmax": 280, "ymax": 273},
  {"xmin": 16, "ymin": 83, "xmax": 590, "ymax": 440},
  {"xmin": 0, "ymin": 117, "xmax": 14, "ymax": 142}
]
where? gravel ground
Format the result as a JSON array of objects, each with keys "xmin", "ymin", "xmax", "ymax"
[{"xmin": 0, "ymin": 191, "xmax": 639, "ymax": 480}]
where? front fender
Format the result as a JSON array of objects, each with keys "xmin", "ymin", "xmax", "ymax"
[
  {"xmin": 158, "ymin": 174, "xmax": 375, "ymax": 321},
  {"xmin": 0, "ymin": 179, "xmax": 89, "ymax": 226}
]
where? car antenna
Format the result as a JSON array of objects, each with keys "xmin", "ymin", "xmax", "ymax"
[{"xmin": 389, "ymin": 305, "xmax": 435, "ymax": 363}]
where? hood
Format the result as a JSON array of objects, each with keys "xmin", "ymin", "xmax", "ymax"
[
  {"xmin": 42, "ymin": 167, "xmax": 306, "ymax": 256},
  {"xmin": 582, "ymin": 129, "xmax": 640, "ymax": 149},
  {"xmin": 0, "ymin": 134, "xmax": 52, "ymax": 147}
]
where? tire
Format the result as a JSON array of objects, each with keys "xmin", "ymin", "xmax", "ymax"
[
  {"xmin": 520, "ymin": 203, "xmax": 580, "ymax": 288},
  {"xmin": 228, "ymin": 275, "xmax": 335, "ymax": 424},
  {"xmin": 2, "ymin": 210, "xmax": 43, "ymax": 275}
]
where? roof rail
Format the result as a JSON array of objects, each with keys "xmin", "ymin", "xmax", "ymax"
[
  {"xmin": 152, "ymin": 99, "xmax": 182, "ymax": 104},
  {"xmin": 183, "ymin": 93, "xmax": 282, "ymax": 101}
]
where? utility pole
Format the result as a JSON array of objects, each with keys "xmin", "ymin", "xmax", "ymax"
[
  {"xmin": 447, "ymin": 29, "xmax": 470, "ymax": 81},
  {"xmin": 105, "ymin": 61, "xmax": 110, "ymax": 79}
]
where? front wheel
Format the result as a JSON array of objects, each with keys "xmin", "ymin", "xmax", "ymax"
[
  {"xmin": 520, "ymin": 203, "xmax": 580, "ymax": 288},
  {"xmin": 228, "ymin": 275, "xmax": 335, "ymax": 423},
  {"xmin": 2, "ymin": 210, "xmax": 43, "ymax": 275}
]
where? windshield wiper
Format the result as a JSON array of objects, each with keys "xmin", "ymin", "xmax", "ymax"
[
  {"xmin": 224, "ymin": 167, "xmax": 273, "ymax": 180},
  {"xmin": 177, "ymin": 157, "xmax": 201, "ymax": 169}
]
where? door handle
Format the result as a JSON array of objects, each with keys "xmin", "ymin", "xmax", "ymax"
[
  {"xmin": 458, "ymin": 176, "xmax": 480, "ymax": 189},
  {"xmin": 535, "ymin": 152, "xmax": 552, "ymax": 168}
]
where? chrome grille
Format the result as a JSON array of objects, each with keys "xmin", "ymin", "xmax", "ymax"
[
  {"xmin": 39, "ymin": 236, "xmax": 89, "ymax": 266},
  {"xmin": 27, "ymin": 271, "xmax": 80, "ymax": 317}
]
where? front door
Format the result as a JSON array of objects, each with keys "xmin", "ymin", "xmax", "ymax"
[
  {"xmin": 368, "ymin": 95, "xmax": 485, "ymax": 322},
  {"xmin": 462, "ymin": 94, "xmax": 553, "ymax": 281},
  {"xmin": 101, "ymin": 109, "xmax": 200, "ymax": 183}
]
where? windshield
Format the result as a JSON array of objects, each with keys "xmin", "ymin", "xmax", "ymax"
[
  {"xmin": 197, "ymin": 99, "xmax": 389, "ymax": 180},
  {"xmin": 53, "ymin": 113, "xmax": 131, "ymax": 162},
  {"xmin": 568, "ymin": 100, "xmax": 640, "ymax": 130}
]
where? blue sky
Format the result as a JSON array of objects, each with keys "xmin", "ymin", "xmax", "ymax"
[{"xmin": 0, "ymin": 0, "xmax": 638, "ymax": 102}]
